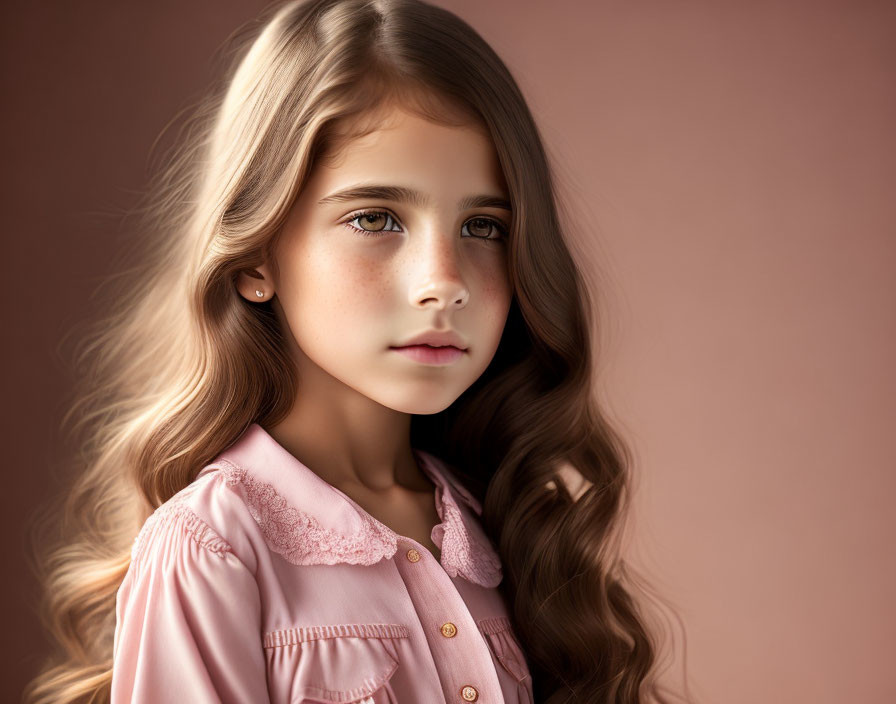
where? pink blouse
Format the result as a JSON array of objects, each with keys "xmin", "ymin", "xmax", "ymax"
[{"xmin": 111, "ymin": 422, "xmax": 534, "ymax": 703}]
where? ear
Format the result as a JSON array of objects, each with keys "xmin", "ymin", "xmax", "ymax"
[{"xmin": 235, "ymin": 263, "xmax": 276, "ymax": 303}]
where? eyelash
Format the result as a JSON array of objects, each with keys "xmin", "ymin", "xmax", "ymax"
[{"xmin": 340, "ymin": 209, "xmax": 509, "ymax": 242}]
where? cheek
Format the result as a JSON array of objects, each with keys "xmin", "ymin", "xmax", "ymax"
[
  {"xmin": 477, "ymin": 263, "xmax": 513, "ymax": 327},
  {"xmin": 480, "ymin": 268, "xmax": 511, "ymax": 303},
  {"xmin": 291, "ymin": 244, "xmax": 393, "ymax": 325}
]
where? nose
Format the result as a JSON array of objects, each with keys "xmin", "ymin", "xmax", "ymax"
[{"xmin": 408, "ymin": 231, "xmax": 470, "ymax": 311}]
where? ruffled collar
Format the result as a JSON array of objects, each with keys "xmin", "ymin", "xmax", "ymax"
[{"xmin": 198, "ymin": 423, "xmax": 502, "ymax": 588}]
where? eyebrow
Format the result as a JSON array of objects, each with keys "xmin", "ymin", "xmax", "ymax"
[{"xmin": 317, "ymin": 184, "xmax": 512, "ymax": 212}]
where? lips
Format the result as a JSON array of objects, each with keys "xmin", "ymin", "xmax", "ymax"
[
  {"xmin": 391, "ymin": 329, "xmax": 468, "ymax": 350},
  {"xmin": 390, "ymin": 344, "xmax": 465, "ymax": 365}
]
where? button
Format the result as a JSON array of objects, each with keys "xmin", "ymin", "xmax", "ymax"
[
  {"xmin": 440, "ymin": 622, "xmax": 457, "ymax": 638},
  {"xmin": 460, "ymin": 684, "xmax": 479, "ymax": 701},
  {"xmin": 406, "ymin": 548, "xmax": 421, "ymax": 562}
]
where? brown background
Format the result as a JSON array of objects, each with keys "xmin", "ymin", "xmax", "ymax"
[{"xmin": 3, "ymin": 1, "xmax": 894, "ymax": 702}]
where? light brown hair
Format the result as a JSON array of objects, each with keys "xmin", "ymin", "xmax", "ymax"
[{"xmin": 24, "ymin": 1, "xmax": 691, "ymax": 701}]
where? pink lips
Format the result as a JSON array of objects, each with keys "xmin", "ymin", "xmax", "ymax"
[{"xmin": 390, "ymin": 344, "xmax": 465, "ymax": 365}]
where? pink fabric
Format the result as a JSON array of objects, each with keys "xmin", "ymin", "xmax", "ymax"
[{"xmin": 111, "ymin": 423, "xmax": 534, "ymax": 703}]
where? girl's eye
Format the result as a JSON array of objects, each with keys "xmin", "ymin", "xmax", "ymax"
[
  {"xmin": 341, "ymin": 209, "xmax": 508, "ymax": 242},
  {"xmin": 342, "ymin": 210, "xmax": 402, "ymax": 236},
  {"xmin": 464, "ymin": 216, "xmax": 508, "ymax": 241}
]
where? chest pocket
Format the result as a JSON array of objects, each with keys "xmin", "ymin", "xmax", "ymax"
[
  {"xmin": 477, "ymin": 616, "xmax": 535, "ymax": 704},
  {"xmin": 263, "ymin": 623, "xmax": 408, "ymax": 704}
]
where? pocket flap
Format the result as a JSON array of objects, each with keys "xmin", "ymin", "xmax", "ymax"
[
  {"xmin": 478, "ymin": 616, "xmax": 530, "ymax": 683},
  {"xmin": 263, "ymin": 623, "xmax": 408, "ymax": 703}
]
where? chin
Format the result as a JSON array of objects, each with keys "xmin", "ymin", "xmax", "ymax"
[{"xmin": 377, "ymin": 391, "xmax": 459, "ymax": 416}]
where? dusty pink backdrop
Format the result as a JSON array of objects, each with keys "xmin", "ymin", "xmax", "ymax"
[{"xmin": 3, "ymin": 1, "xmax": 893, "ymax": 702}]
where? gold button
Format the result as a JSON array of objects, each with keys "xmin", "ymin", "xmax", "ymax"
[
  {"xmin": 460, "ymin": 684, "xmax": 478, "ymax": 701},
  {"xmin": 406, "ymin": 548, "xmax": 421, "ymax": 562},
  {"xmin": 440, "ymin": 622, "xmax": 457, "ymax": 638}
]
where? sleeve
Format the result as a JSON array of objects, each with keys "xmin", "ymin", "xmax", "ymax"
[{"xmin": 111, "ymin": 502, "xmax": 271, "ymax": 703}]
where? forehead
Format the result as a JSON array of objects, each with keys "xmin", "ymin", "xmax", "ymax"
[
  {"xmin": 312, "ymin": 104, "xmax": 507, "ymax": 197},
  {"xmin": 319, "ymin": 88, "xmax": 482, "ymax": 161}
]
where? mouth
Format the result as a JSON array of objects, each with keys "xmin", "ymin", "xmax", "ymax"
[{"xmin": 389, "ymin": 344, "xmax": 466, "ymax": 365}]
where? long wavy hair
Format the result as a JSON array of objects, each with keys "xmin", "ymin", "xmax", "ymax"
[{"xmin": 23, "ymin": 1, "xmax": 693, "ymax": 702}]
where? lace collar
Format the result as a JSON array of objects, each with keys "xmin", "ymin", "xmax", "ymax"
[{"xmin": 197, "ymin": 423, "xmax": 502, "ymax": 588}]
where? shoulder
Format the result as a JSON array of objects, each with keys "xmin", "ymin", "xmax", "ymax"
[
  {"xmin": 130, "ymin": 465, "xmax": 267, "ymax": 574},
  {"xmin": 544, "ymin": 460, "xmax": 593, "ymax": 503}
]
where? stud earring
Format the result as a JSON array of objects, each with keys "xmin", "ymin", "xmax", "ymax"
[{"xmin": 255, "ymin": 290, "xmax": 265, "ymax": 298}]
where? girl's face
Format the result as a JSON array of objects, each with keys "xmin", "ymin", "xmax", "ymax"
[{"xmin": 241, "ymin": 104, "xmax": 513, "ymax": 415}]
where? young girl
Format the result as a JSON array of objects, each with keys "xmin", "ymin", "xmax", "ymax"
[{"xmin": 25, "ymin": 0, "xmax": 686, "ymax": 702}]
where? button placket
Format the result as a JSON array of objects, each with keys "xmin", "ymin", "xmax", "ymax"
[{"xmin": 393, "ymin": 538, "xmax": 501, "ymax": 702}]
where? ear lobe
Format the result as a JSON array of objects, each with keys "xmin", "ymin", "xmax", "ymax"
[{"xmin": 236, "ymin": 265, "xmax": 274, "ymax": 302}]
